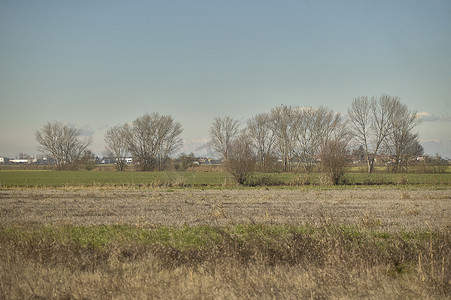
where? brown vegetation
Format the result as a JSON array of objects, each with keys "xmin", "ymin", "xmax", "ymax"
[
  {"xmin": 1, "ymin": 187, "xmax": 450, "ymax": 299},
  {"xmin": 320, "ymin": 139, "xmax": 351, "ymax": 185},
  {"xmin": 1, "ymin": 188, "xmax": 449, "ymax": 230},
  {"xmin": 1, "ymin": 224, "xmax": 449, "ymax": 299}
]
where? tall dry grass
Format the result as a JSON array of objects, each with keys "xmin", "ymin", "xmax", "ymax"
[{"xmin": 1, "ymin": 224, "xmax": 449, "ymax": 299}]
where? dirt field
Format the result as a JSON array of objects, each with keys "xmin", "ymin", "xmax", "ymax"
[{"xmin": 1, "ymin": 187, "xmax": 450, "ymax": 231}]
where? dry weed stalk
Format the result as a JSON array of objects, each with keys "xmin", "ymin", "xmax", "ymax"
[{"xmin": 0, "ymin": 223, "xmax": 450, "ymax": 299}]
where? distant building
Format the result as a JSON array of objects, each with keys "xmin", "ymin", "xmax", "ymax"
[
  {"xmin": 100, "ymin": 157, "xmax": 133, "ymax": 164},
  {"xmin": 101, "ymin": 157, "xmax": 112, "ymax": 164},
  {"xmin": 194, "ymin": 157, "xmax": 222, "ymax": 165},
  {"xmin": 10, "ymin": 158, "xmax": 37, "ymax": 164}
]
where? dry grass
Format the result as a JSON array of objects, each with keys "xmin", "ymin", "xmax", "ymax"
[
  {"xmin": 1, "ymin": 187, "xmax": 450, "ymax": 231},
  {"xmin": 1, "ymin": 223, "xmax": 450, "ymax": 299},
  {"xmin": 1, "ymin": 187, "xmax": 450, "ymax": 299}
]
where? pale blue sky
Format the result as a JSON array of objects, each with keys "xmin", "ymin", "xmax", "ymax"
[{"xmin": 1, "ymin": 0, "xmax": 450, "ymax": 157}]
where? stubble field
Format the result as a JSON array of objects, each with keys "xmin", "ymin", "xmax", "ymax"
[
  {"xmin": 1, "ymin": 187, "xmax": 450, "ymax": 230},
  {"xmin": 1, "ymin": 186, "xmax": 450, "ymax": 299}
]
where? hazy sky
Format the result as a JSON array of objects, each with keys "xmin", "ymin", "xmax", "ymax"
[{"xmin": 1, "ymin": 0, "xmax": 450, "ymax": 158}]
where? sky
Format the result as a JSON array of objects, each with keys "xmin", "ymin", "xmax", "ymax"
[{"xmin": 1, "ymin": 0, "xmax": 451, "ymax": 158}]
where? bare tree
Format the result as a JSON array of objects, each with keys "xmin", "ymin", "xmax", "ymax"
[
  {"xmin": 314, "ymin": 106, "xmax": 349, "ymax": 145},
  {"xmin": 125, "ymin": 113, "xmax": 183, "ymax": 171},
  {"xmin": 290, "ymin": 107, "xmax": 315, "ymax": 171},
  {"xmin": 246, "ymin": 113, "xmax": 277, "ymax": 172},
  {"xmin": 348, "ymin": 95, "xmax": 399, "ymax": 173},
  {"xmin": 104, "ymin": 124, "xmax": 129, "ymax": 171},
  {"xmin": 409, "ymin": 140, "xmax": 424, "ymax": 158},
  {"xmin": 79, "ymin": 149, "xmax": 97, "ymax": 171},
  {"xmin": 224, "ymin": 132, "xmax": 257, "ymax": 185},
  {"xmin": 347, "ymin": 96, "xmax": 373, "ymax": 172},
  {"xmin": 291, "ymin": 106, "xmax": 348, "ymax": 172},
  {"xmin": 269, "ymin": 105, "xmax": 297, "ymax": 172},
  {"xmin": 35, "ymin": 121, "xmax": 92, "ymax": 170},
  {"xmin": 155, "ymin": 115, "xmax": 184, "ymax": 170},
  {"xmin": 209, "ymin": 116, "xmax": 240, "ymax": 161},
  {"xmin": 320, "ymin": 139, "xmax": 350, "ymax": 185},
  {"xmin": 383, "ymin": 102, "xmax": 421, "ymax": 172},
  {"xmin": 348, "ymin": 98, "xmax": 369, "ymax": 152}
]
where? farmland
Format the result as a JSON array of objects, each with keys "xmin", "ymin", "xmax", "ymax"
[
  {"xmin": 1, "ymin": 188, "xmax": 450, "ymax": 230},
  {"xmin": 0, "ymin": 171, "xmax": 450, "ymax": 299},
  {"xmin": 1, "ymin": 169, "xmax": 451, "ymax": 187}
]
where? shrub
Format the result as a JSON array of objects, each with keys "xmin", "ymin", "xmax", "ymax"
[
  {"xmin": 320, "ymin": 140, "xmax": 351, "ymax": 185},
  {"xmin": 242, "ymin": 174, "xmax": 283, "ymax": 187},
  {"xmin": 224, "ymin": 134, "xmax": 257, "ymax": 185}
]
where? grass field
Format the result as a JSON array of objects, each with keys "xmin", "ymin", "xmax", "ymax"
[
  {"xmin": 1, "ymin": 170, "xmax": 450, "ymax": 299},
  {"xmin": 1, "ymin": 169, "xmax": 451, "ymax": 187},
  {"xmin": 0, "ymin": 170, "xmax": 230, "ymax": 188}
]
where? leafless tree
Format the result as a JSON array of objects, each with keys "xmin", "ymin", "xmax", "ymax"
[
  {"xmin": 104, "ymin": 124, "xmax": 129, "ymax": 171},
  {"xmin": 320, "ymin": 139, "xmax": 350, "ymax": 185},
  {"xmin": 246, "ymin": 113, "xmax": 277, "ymax": 172},
  {"xmin": 265, "ymin": 105, "xmax": 349, "ymax": 173},
  {"xmin": 409, "ymin": 140, "xmax": 424, "ymax": 158},
  {"xmin": 125, "ymin": 113, "xmax": 183, "ymax": 171},
  {"xmin": 291, "ymin": 106, "xmax": 348, "ymax": 172},
  {"xmin": 224, "ymin": 132, "xmax": 257, "ymax": 185},
  {"xmin": 155, "ymin": 116, "xmax": 184, "ymax": 171},
  {"xmin": 79, "ymin": 149, "xmax": 97, "ymax": 171},
  {"xmin": 209, "ymin": 116, "xmax": 240, "ymax": 161},
  {"xmin": 383, "ymin": 102, "xmax": 421, "ymax": 172},
  {"xmin": 269, "ymin": 105, "xmax": 297, "ymax": 171},
  {"xmin": 35, "ymin": 121, "xmax": 92, "ymax": 170},
  {"xmin": 347, "ymin": 96, "xmax": 373, "ymax": 172},
  {"xmin": 348, "ymin": 95, "xmax": 399, "ymax": 173}
]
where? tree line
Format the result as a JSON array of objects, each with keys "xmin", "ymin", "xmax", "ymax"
[
  {"xmin": 210, "ymin": 95, "xmax": 423, "ymax": 181},
  {"xmin": 35, "ymin": 94, "xmax": 424, "ymax": 178}
]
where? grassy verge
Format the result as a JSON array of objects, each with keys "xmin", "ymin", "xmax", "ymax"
[
  {"xmin": 1, "ymin": 224, "xmax": 449, "ymax": 299},
  {"xmin": 1, "ymin": 170, "xmax": 451, "ymax": 188}
]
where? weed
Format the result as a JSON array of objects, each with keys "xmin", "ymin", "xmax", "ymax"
[
  {"xmin": 360, "ymin": 211, "xmax": 382, "ymax": 229},
  {"xmin": 399, "ymin": 176, "xmax": 409, "ymax": 185},
  {"xmin": 1, "ymin": 224, "xmax": 449, "ymax": 299},
  {"xmin": 400, "ymin": 191, "xmax": 411, "ymax": 199}
]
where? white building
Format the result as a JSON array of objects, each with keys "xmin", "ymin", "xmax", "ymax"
[{"xmin": 10, "ymin": 158, "xmax": 31, "ymax": 164}]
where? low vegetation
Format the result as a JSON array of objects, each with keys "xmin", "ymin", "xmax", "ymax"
[
  {"xmin": 1, "ymin": 168, "xmax": 450, "ymax": 298},
  {"xmin": 1, "ymin": 223, "xmax": 449, "ymax": 299},
  {"xmin": 0, "ymin": 169, "xmax": 450, "ymax": 188}
]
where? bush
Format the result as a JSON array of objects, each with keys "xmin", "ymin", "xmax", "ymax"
[
  {"xmin": 242, "ymin": 174, "xmax": 283, "ymax": 187},
  {"xmin": 224, "ymin": 135, "xmax": 257, "ymax": 185},
  {"xmin": 320, "ymin": 140, "xmax": 351, "ymax": 185}
]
